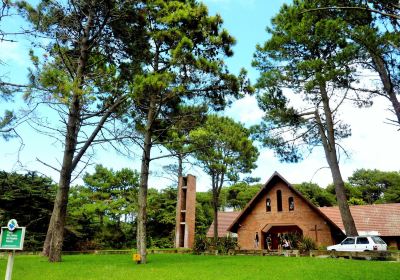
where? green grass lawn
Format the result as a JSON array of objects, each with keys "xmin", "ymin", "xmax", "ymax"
[{"xmin": 0, "ymin": 253, "xmax": 399, "ymax": 280}]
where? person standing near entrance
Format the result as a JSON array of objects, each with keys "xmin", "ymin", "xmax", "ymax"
[
  {"xmin": 266, "ymin": 234, "xmax": 272, "ymax": 251},
  {"xmin": 254, "ymin": 232, "xmax": 259, "ymax": 249},
  {"xmin": 277, "ymin": 233, "xmax": 282, "ymax": 252}
]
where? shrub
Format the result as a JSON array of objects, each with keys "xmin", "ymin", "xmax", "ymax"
[
  {"xmin": 149, "ymin": 237, "xmax": 174, "ymax": 249},
  {"xmin": 297, "ymin": 236, "xmax": 317, "ymax": 253},
  {"xmin": 388, "ymin": 246, "xmax": 398, "ymax": 251},
  {"xmin": 286, "ymin": 233, "xmax": 301, "ymax": 249},
  {"xmin": 193, "ymin": 235, "xmax": 237, "ymax": 254},
  {"xmin": 215, "ymin": 236, "xmax": 237, "ymax": 254},
  {"xmin": 193, "ymin": 235, "xmax": 210, "ymax": 254}
]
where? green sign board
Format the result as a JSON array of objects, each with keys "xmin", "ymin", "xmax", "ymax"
[{"xmin": 0, "ymin": 227, "xmax": 25, "ymax": 250}]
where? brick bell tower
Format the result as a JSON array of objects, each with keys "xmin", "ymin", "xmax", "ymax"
[{"xmin": 175, "ymin": 174, "xmax": 196, "ymax": 249}]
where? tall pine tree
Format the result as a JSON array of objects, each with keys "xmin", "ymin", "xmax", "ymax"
[
  {"xmin": 119, "ymin": 0, "xmax": 247, "ymax": 263},
  {"xmin": 18, "ymin": 0, "xmax": 147, "ymax": 261},
  {"xmin": 253, "ymin": 0, "xmax": 361, "ymax": 235}
]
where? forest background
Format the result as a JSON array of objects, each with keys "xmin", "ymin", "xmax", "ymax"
[{"xmin": 1, "ymin": 167, "xmax": 399, "ymax": 251}]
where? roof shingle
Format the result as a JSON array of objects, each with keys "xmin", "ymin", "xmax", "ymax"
[
  {"xmin": 206, "ymin": 212, "xmax": 240, "ymax": 238},
  {"xmin": 207, "ymin": 203, "xmax": 400, "ymax": 237},
  {"xmin": 319, "ymin": 203, "xmax": 400, "ymax": 236}
]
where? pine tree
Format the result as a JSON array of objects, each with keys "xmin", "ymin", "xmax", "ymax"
[
  {"xmin": 253, "ymin": 0, "xmax": 360, "ymax": 235},
  {"xmin": 189, "ymin": 115, "xmax": 258, "ymax": 241}
]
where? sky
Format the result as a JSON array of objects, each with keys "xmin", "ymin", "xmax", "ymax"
[{"xmin": 0, "ymin": 0, "xmax": 399, "ymax": 192}]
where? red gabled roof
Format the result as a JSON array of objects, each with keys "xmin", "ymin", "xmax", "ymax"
[
  {"xmin": 319, "ymin": 203, "xmax": 400, "ymax": 236},
  {"xmin": 227, "ymin": 171, "xmax": 341, "ymax": 233},
  {"xmin": 206, "ymin": 211, "xmax": 241, "ymax": 238}
]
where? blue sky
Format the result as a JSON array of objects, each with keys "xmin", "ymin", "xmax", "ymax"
[{"xmin": 0, "ymin": 0, "xmax": 399, "ymax": 191}]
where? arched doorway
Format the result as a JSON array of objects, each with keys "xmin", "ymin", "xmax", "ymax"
[{"xmin": 262, "ymin": 225, "xmax": 303, "ymax": 250}]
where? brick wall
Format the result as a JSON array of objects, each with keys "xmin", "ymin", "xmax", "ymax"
[{"xmin": 237, "ymin": 181, "xmax": 334, "ymax": 250}]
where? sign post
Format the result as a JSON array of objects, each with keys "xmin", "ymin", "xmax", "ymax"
[
  {"xmin": 0, "ymin": 220, "xmax": 25, "ymax": 280},
  {"xmin": 5, "ymin": 251, "xmax": 15, "ymax": 280}
]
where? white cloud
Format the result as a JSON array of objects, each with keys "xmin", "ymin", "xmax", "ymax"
[
  {"xmin": 225, "ymin": 95, "xmax": 264, "ymax": 125},
  {"xmin": 202, "ymin": 0, "xmax": 256, "ymax": 10},
  {"xmin": 0, "ymin": 41, "xmax": 29, "ymax": 67},
  {"xmin": 340, "ymin": 97, "xmax": 400, "ymax": 172}
]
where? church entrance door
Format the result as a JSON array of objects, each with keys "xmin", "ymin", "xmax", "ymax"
[{"xmin": 262, "ymin": 225, "xmax": 302, "ymax": 250}]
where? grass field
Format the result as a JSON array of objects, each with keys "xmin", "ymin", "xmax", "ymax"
[{"xmin": 0, "ymin": 253, "xmax": 400, "ymax": 280}]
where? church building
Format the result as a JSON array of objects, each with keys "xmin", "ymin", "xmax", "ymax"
[{"xmin": 207, "ymin": 172, "xmax": 400, "ymax": 250}]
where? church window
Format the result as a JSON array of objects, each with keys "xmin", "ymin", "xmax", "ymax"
[
  {"xmin": 289, "ymin": 197, "xmax": 294, "ymax": 211},
  {"xmin": 277, "ymin": 190, "xmax": 282, "ymax": 212},
  {"xmin": 266, "ymin": 198, "xmax": 271, "ymax": 212}
]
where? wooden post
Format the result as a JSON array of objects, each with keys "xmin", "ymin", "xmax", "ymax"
[{"xmin": 5, "ymin": 251, "xmax": 15, "ymax": 280}]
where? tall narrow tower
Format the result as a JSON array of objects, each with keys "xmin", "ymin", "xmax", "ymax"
[{"xmin": 175, "ymin": 174, "xmax": 196, "ymax": 249}]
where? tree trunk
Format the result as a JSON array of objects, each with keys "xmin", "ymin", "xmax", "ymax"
[
  {"xmin": 137, "ymin": 142, "xmax": 151, "ymax": 264},
  {"xmin": 177, "ymin": 154, "xmax": 183, "ymax": 178},
  {"xmin": 48, "ymin": 168, "xmax": 74, "ymax": 261},
  {"xmin": 371, "ymin": 53, "xmax": 400, "ymax": 126},
  {"xmin": 317, "ymin": 84, "xmax": 358, "ymax": 236},
  {"xmin": 212, "ymin": 189, "xmax": 219, "ymax": 243},
  {"xmin": 211, "ymin": 172, "xmax": 224, "ymax": 243},
  {"xmin": 136, "ymin": 99, "xmax": 156, "ymax": 264},
  {"xmin": 100, "ymin": 214, "xmax": 104, "ymax": 227},
  {"xmin": 173, "ymin": 155, "xmax": 183, "ymax": 248},
  {"xmin": 45, "ymin": 93, "xmax": 81, "ymax": 262},
  {"xmin": 330, "ymin": 161, "xmax": 358, "ymax": 235},
  {"xmin": 42, "ymin": 214, "xmax": 53, "ymax": 256},
  {"xmin": 42, "ymin": 13, "xmax": 92, "ymax": 261}
]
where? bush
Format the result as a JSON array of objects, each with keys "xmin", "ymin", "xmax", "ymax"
[
  {"xmin": 297, "ymin": 236, "xmax": 317, "ymax": 253},
  {"xmin": 193, "ymin": 235, "xmax": 210, "ymax": 254},
  {"xmin": 286, "ymin": 233, "xmax": 301, "ymax": 249},
  {"xmin": 193, "ymin": 235, "xmax": 237, "ymax": 254},
  {"xmin": 215, "ymin": 236, "xmax": 237, "ymax": 254},
  {"xmin": 388, "ymin": 246, "xmax": 398, "ymax": 251},
  {"xmin": 149, "ymin": 236, "xmax": 174, "ymax": 249}
]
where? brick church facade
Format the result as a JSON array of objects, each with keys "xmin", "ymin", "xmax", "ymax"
[
  {"xmin": 207, "ymin": 172, "xmax": 400, "ymax": 250},
  {"xmin": 227, "ymin": 172, "xmax": 344, "ymax": 249}
]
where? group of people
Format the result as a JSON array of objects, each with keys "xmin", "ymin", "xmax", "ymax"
[
  {"xmin": 280, "ymin": 234, "xmax": 291, "ymax": 250},
  {"xmin": 254, "ymin": 232, "xmax": 292, "ymax": 251}
]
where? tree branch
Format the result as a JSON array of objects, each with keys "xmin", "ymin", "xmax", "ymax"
[
  {"xmin": 301, "ymin": 6, "xmax": 400, "ymax": 20},
  {"xmin": 36, "ymin": 157, "xmax": 60, "ymax": 173},
  {"xmin": 71, "ymin": 95, "xmax": 126, "ymax": 171}
]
